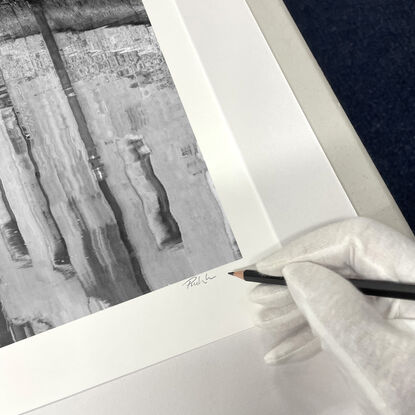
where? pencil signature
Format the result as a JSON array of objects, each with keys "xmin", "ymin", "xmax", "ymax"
[{"xmin": 183, "ymin": 274, "xmax": 216, "ymax": 289}]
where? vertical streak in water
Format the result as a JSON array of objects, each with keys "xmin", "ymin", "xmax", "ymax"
[
  {"xmin": 67, "ymin": 196, "xmax": 139, "ymax": 303},
  {"xmin": 122, "ymin": 136, "xmax": 182, "ymax": 249},
  {"xmin": 21, "ymin": 120, "xmax": 72, "ymax": 267},
  {"xmin": 0, "ymin": 68, "xmax": 75, "ymax": 273},
  {"xmin": 0, "ymin": 304, "xmax": 13, "ymax": 347},
  {"xmin": 0, "ymin": 73, "xmax": 32, "ymax": 267},
  {"xmin": 27, "ymin": 0, "xmax": 150, "ymax": 293},
  {"xmin": 0, "ymin": 179, "xmax": 32, "ymax": 267}
]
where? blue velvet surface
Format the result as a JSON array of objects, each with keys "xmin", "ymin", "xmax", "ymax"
[{"xmin": 283, "ymin": 1, "xmax": 415, "ymax": 231}]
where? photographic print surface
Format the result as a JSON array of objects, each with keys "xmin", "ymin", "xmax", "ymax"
[{"xmin": 0, "ymin": 0, "xmax": 241, "ymax": 347}]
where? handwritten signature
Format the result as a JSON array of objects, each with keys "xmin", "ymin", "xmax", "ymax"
[{"xmin": 182, "ymin": 274, "xmax": 216, "ymax": 289}]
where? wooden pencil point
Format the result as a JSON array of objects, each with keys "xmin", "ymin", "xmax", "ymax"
[{"xmin": 229, "ymin": 271, "xmax": 245, "ymax": 279}]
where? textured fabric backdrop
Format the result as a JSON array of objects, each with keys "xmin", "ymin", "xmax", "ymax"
[{"xmin": 283, "ymin": 0, "xmax": 415, "ymax": 231}]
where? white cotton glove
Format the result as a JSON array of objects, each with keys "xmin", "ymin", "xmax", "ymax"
[{"xmin": 251, "ymin": 217, "xmax": 415, "ymax": 415}]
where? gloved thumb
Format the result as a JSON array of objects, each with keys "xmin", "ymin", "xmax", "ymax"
[{"xmin": 283, "ymin": 262, "xmax": 415, "ymax": 415}]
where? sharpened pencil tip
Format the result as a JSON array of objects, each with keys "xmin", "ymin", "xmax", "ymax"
[{"xmin": 229, "ymin": 271, "xmax": 244, "ymax": 280}]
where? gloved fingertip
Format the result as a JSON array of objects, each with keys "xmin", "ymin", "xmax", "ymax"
[
  {"xmin": 249, "ymin": 283, "xmax": 292, "ymax": 307},
  {"xmin": 264, "ymin": 338, "xmax": 321, "ymax": 365},
  {"xmin": 250, "ymin": 283, "xmax": 285, "ymax": 300},
  {"xmin": 264, "ymin": 353, "xmax": 281, "ymax": 365},
  {"xmin": 254, "ymin": 306, "xmax": 306, "ymax": 331}
]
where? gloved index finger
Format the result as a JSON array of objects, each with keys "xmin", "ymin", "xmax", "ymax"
[
  {"xmin": 249, "ymin": 283, "xmax": 293, "ymax": 307},
  {"xmin": 256, "ymin": 217, "xmax": 415, "ymax": 282}
]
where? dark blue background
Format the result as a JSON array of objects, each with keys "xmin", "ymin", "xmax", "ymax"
[{"xmin": 283, "ymin": 1, "xmax": 415, "ymax": 231}]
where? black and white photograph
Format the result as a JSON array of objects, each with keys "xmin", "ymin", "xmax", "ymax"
[{"xmin": 0, "ymin": 0, "xmax": 241, "ymax": 347}]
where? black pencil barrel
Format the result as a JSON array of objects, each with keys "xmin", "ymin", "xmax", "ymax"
[
  {"xmin": 348, "ymin": 278, "xmax": 415, "ymax": 300},
  {"xmin": 242, "ymin": 270, "xmax": 415, "ymax": 301}
]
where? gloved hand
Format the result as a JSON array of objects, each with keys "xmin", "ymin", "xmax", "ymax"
[{"xmin": 251, "ymin": 217, "xmax": 415, "ymax": 415}]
